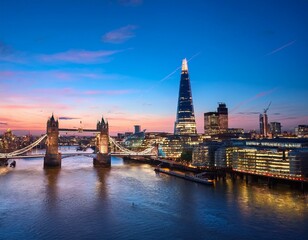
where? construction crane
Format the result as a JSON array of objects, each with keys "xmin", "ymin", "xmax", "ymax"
[{"xmin": 264, "ymin": 101, "xmax": 271, "ymax": 114}]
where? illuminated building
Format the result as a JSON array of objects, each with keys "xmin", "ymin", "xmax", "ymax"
[
  {"xmin": 204, "ymin": 103, "xmax": 229, "ymax": 135},
  {"xmin": 295, "ymin": 125, "xmax": 308, "ymax": 138},
  {"xmin": 192, "ymin": 141, "xmax": 222, "ymax": 166},
  {"xmin": 158, "ymin": 134, "xmax": 201, "ymax": 159},
  {"xmin": 217, "ymin": 102, "xmax": 228, "ymax": 131},
  {"xmin": 204, "ymin": 112, "xmax": 219, "ymax": 135},
  {"xmin": 269, "ymin": 122, "xmax": 281, "ymax": 137},
  {"xmin": 289, "ymin": 149, "xmax": 308, "ymax": 177},
  {"xmin": 231, "ymin": 148, "xmax": 291, "ymax": 176},
  {"xmin": 192, "ymin": 138, "xmax": 308, "ymax": 178},
  {"xmin": 174, "ymin": 58, "xmax": 197, "ymax": 135}
]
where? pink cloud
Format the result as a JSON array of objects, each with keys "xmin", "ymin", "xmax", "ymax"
[
  {"xmin": 84, "ymin": 89, "xmax": 136, "ymax": 95},
  {"xmin": 39, "ymin": 49, "xmax": 121, "ymax": 63},
  {"xmin": 230, "ymin": 88, "xmax": 277, "ymax": 113},
  {"xmin": 0, "ymin": 103, "xmax": 71, "ymax": 110},
  {"xmin": 0, "ymin": 71, "xmax": 16, "ymax": 78},
  {"xmin": 102, "ymin": 25, "xmax": 138, "ymax": 44}
]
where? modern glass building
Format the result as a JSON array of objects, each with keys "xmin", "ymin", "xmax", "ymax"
[
  {"xmin": 174, "ymin": 58, "xmax": 197, "ymax": 135},
  {"xmin": 204, "ymin": 103, "xmax": 228, "ymax": 135}
]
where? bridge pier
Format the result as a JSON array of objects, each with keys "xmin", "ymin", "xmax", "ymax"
[
  {"xmin": 44, "ymin": 114, "xmax": 62, "ymax": 168},
  {"xmin": 93, "ymin": 153, "xmax": 111, "ymax": 167},
  {"xmin": 0, "ymin": 158, "xmax": 8, "ymax": 167},
  {"xmin": 93, "ymin": 117, "xmax": 111, "ymax": 167}
]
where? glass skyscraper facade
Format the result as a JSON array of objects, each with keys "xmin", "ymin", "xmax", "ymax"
[{"xmin": 174, "ymin": 58, "xmax": 197, "ymax": 135}]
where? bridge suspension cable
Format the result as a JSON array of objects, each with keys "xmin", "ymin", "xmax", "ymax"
[
  {"xmin": 0, "ymin": 134, "xmax": 156, "ymax": 159},
  {"xmin": 108, "ymin": 137, "xmax": 156, "ymax": 156},
  {"xmin": 0, "ymin": 134, "xmax": 47, "ymax": 158}
]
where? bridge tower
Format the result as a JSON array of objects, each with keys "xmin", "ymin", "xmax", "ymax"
[
  {"xmin": 44, "ymin": 114, "xmax": 61, "ymax": 168},
  {"xmin": 93, "ymin": 116, "xmax": 111, "ymax": 167}
]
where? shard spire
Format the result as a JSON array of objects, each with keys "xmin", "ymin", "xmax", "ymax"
[
  {"xmin": 182, "ymin": 58, "xmax": 188, "ymax": 72},
  {"xmin": 174, "ymin": 58, "xmax": 197, "ymax": 135}
]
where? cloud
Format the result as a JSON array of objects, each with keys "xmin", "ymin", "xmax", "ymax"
[
  {"xmin": 84, "ymin": 89, "xmax": 136, "ymax": 95},
  {"xmin": 0, "ymin": 122, "xmax": 8, "ymax": 125},
  {"xmin": 59, "ymin": 117, "xmax": 80, "ymax": 120},
  {"xmin": 39, "ymin": 49, "xmax": 122, "ymax": 64},
  {"xmin": 0, "ymin": 41, "xmax": 12, "ymax": 55},
  {"xmin": 265, "ymin": 40, "xmax": 296, "ymax": 56},
  {"xmin": 118, "ymin": 0, "xmax": 143, "ymax": 6},
  {"xmin": 0, "ymin": 41, "xmax": 27, "ymax": 64},
  {"xmin": 230, "ymin": 88, "xmax": 277, "ymax": 113},
  {"xmin": 102, "ymin": 25, "xmax": 137, "ymax": 44},
  {"xmin": 237, "ymin": 112, "xmax": 260, "ymax": 115}
]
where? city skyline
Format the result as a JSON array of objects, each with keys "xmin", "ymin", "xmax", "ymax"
[{"xmin": 1, "ymin": 0, "xmax": 308, "ymax": 135}]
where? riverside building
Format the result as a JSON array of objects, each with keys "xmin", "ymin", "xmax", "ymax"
[{"xmin": 192, "ymin": 138, "xmax": 308, "ymax": 179}]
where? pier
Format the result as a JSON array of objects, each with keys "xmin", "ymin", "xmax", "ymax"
[{"xmin": 154, "ymin": 167, "xmax": 214, "ymax": 185}]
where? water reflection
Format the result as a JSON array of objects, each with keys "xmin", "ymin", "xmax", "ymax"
[
  {"xmin": 223, "ymin": 179, "xmax": 308, "ymax": 219},
  {"xmin": 94, "ymin": 167, "xmax": 110, "ymax": 201},
  {"xmin": 1, "ymin": 154, "xmax": 307, "ymax": 240},
  {"xmin": 44, "ymin": 168, "xmax": 61, "ymax": 209}
]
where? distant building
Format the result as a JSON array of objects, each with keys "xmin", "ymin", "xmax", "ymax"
[
  {"xmin": 269, "ymin": 122, "xmax": 281, "ymax": 137},
  {"xmin": 134, "ymin": 125, "xmax": 141, "ymax": 134},
  {"xmin": 217, "ymin": 102, "xmax": 228, "ymax": 131},
  {"xmin": 259, "ymin": 103, "xmax": 271, "ymax": 138},
  {"xmin": 174, "ymin": 58, "xmax": 197, "ymax": 135},
  {"xmin": 204, "ymin": 112, "xmax": 220, "ymax": 135},
  {"xmin": 295, "ymin": 125, "xmax": 308, "ymax": 138},
  {"xmin": 259, "ymin": 113, "xmax": 269, "ymax": 138},
  {"xmin": 204, "ymin": 103, "xmax": 228, "ymax": 135}
]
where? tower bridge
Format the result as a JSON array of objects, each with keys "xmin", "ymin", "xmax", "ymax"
[{"xmin": 0, "ymin": 114, "xmax": 158, "ymax": 168}]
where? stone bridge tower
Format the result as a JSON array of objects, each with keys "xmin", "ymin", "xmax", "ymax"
[
  {"xmin": 44, "ymin": 114, "xmax": 61, "ymax": 168},
  {"xmin": 93, "ymin": 117, "xmax": 111, "ymax": 167}
]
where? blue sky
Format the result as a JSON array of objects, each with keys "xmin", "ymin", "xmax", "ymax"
[{"xmin": 0, "ymin": 0, "xmax": 307, "ymax": 134}]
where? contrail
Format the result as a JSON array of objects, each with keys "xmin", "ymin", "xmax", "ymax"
[
  {"xmin": 159, "ymin": 51, "xmax": 202, "ymax": 83},
  {"xmin": 187, "ymin": 51, "xmax": 202, "ymax": 61},
  {"xmin": 230, "ymin": 88, "xmax": 277, "ymax": 113},
  {"xmin": 266, "ymin": 40, "xmax": 296, "ymax": 56},
  {"xmin": 143, "ymin": 51, "xmax": 202, "ymax": 95}
]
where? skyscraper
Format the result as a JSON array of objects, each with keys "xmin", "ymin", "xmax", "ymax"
[
  {"xmin": 174, "ymin": 58, "xmax": 197, "ymax": 135},
  {"xmin": 204, "ymin": 103, "xmax": 228, "ymax": 135},
  {"xmin": 204, "ymin": 112, "xmax": 220, "ymax": 135},
  {"xmin": 217, "ymin": 102, "xmax": 228, "ymax": 132},
  {"xmin": 259, "ymin": 102, "xmax": 271, "ymax": 138}
]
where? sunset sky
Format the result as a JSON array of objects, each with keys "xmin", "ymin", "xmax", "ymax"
[{"xmin": 1, "ymin": 0, "xmax": 307, "ymax": 135}]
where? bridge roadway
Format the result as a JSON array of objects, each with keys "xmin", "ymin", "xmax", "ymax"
[
  {"xmin": 2, "ymin": 152, "xmax": 156, "ymax": 159},
  {"xmin": 58, "ymin": 128, "xmax": 100, "ymax": 133}
]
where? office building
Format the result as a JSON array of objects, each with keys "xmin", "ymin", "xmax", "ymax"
[
  {"xmin": 204, "ymin": 103, "xmax": 228, "ymax": 135},
  {"xmin": 174, "ymin": 58, "xmax": 197, "ymax": 135},
  {"xmin": 269, "ymin": 122, "xmax": 282, "ymax": 137}
]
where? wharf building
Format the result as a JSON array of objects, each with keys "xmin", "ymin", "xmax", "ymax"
[
  {"xmin": 204, "ymin": 103, "xmax": 228, "ymax": 135},
  {"xmin": 192, "ymin": 138, "xmax": 308, "ymax": 179}
]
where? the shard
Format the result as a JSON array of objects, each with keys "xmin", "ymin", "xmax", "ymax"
[{"xmin": 174, "ymin": 58, "xmax": 197, "ymax": 135}]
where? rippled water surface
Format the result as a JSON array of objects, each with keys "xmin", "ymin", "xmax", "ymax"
[{"xmin": 1, "ymin": 150, "xmax": 307, "ymax": 240}]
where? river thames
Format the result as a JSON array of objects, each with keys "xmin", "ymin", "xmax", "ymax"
[{"xmin": 1, "ymin": 150, "xmax": 307, "ymax": 240}]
